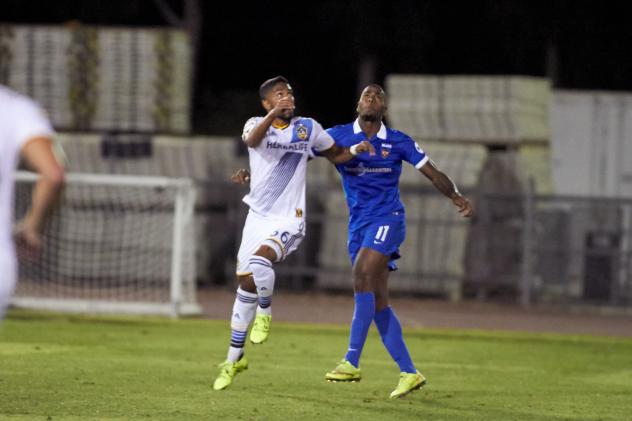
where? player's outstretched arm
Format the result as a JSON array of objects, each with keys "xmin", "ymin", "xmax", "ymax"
[
  {"xmin": 320, "ymin": 141, "xmax": 375, "ymax": 164},
  {"xmin": 419, "ymin": 159, "xmax": 473, "ymax": 217},
  {"xmin": 15, "ymin": 136, "xmax": 65, "ymax": 254}
]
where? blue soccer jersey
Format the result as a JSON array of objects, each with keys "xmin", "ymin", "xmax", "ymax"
[
  {"xmin": 327, "ymin": 119, "xmax": 429, "ymax": 270},
  {"xmin": 327, "ymin": 119, "xmax": 429, "ymax": 231}
]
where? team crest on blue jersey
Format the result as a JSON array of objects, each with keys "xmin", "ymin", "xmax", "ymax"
[{"xmin": 381, "ymin": 143, "xmax": 392, "ymax": 159}]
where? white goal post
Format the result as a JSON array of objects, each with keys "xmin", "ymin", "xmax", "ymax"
[{"xmin": 12, "ymin": 171, "xmax": 201, "ymax": 317}]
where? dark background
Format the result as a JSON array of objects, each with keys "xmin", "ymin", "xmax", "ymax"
[{"xmin": 3, "ymin": 0, "xmax": 631, "ymax": 133}]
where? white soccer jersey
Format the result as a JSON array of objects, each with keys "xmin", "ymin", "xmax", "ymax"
[
  {"xmin": 241, "ymin": 116, "xmax": 334, "ymax": 218},
  {"xmin": 0, "ymin": 86, "xmax": 55, "ymax": 256}
]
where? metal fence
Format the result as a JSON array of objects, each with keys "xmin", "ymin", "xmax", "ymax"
[
  {"xmin": 466, "ymin": 182, "xmax": 632, "ymax": 307},
  {"xmin": 197, "ymin": 179, "xmax": 632, "ymax": 308}
]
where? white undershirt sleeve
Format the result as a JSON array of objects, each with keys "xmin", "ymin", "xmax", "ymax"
[{"xmin": 311, "ymin": 120, "xmax": 335, "ymax": 152}]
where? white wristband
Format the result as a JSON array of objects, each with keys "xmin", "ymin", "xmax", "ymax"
[{"xmin": 350, "ymin": 144, "xmax": 360, "ymax": 156}]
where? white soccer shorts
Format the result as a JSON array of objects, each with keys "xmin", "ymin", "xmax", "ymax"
[{"xmin": 236, "ymin": 210, "xmax": 306, "ymax": 276}]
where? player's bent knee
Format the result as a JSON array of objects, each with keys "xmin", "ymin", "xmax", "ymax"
[
  {"xmin": 255, "ymin": 243, "xmax": 280, "ymax": 263},
  {"xmin": 352, "ymin": 270, "xmax": 375, "ymax": 292},
  {"xmin": 352, "ymin": 260, "xmax": 377, "ymax": 282}
]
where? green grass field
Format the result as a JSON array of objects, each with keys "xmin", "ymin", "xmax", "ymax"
[{"xmin": 1, "ymin": 310, "xmax": 631, "ymax": 421}]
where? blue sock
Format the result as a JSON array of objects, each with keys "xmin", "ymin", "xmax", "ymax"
[
  {"xmin": 374, "ymin": 306, "xmax": 416, "ymax": 373},
  {"xmin": 344, "ymin": 292, "xmax": 375, "ymax": 368}
]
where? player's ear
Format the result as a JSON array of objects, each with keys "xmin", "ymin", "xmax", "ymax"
[{"xmin": 262, "ymin": 98, "xmax": 272, "ymax": 112}]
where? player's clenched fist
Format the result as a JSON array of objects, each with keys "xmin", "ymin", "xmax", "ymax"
[
  {"xmin": 230, "ymin": 168, "xmax": 250, "ymax": 184},
  {"xmin": 351, "ymin": 140, "xmax": 376, "ymax": 156},
  {"xmin": 270, "ymin": 97, "xmax": 295, "ymax": 118},
  {"xmin": 452, "ymin": 195, "xmax": 473, "ymax": 217}
]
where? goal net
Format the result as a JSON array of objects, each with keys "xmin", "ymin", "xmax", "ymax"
[{"xmin": 12, "ymin": 171, "xmax": 200, "ymax": 317}]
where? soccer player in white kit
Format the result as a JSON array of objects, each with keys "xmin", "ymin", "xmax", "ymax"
[
  {"xmin": 213, "ymin": 76, "xmax": 374, "ymax": 390},
  {"xmin": 0, "ymin": 85, "xmax": 65, "ymax": 319}
]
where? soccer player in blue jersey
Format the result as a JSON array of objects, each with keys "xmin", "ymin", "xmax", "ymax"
[{"xmin": 323, "ymin": 84, "xmax": 473, "ymax": 398}]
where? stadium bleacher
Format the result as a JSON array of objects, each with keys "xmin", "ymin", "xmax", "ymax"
[
  {"xmin": 386, "ymin": 75, "xmax": 550, "ymax": 143},
  {"xmin": 2, "ymin": 24, "xmax": 191, "ymax": 133}
]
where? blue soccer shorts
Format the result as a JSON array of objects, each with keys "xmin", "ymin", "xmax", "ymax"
[{"xmin": 347, "ymin": 216, "xmax": 406, "ymax": 271}]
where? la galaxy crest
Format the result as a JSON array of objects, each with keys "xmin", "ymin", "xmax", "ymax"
[
  {"xmin": 295, "ymin": 124, "xmax": 308, "ymax": 141},
  {"xmin": 290, "ymin": 119, "xmax": 313, "ymax": 144}
]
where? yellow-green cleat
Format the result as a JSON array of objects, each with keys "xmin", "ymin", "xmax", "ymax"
[
  {"xmin": 212, "ymin": 357, "xmax": 248, "ymax": 391},
  {"xmin": 389, "ymin": 371, "xmax": 427, "ymax": 399},
  {"xmin": 325, "ymin": 359, "xmax": 362, "ymax": 382},
  {"xmin": 250, "ymin": 314, "xmax": 271, "ymax": 344}
]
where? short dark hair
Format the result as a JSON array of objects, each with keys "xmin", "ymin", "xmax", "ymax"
[
  {"xmin": 259, "ymin": 76, "xmax": 290, "ymax": 100},
  {"xmin": 365, "ymin": 83, "xmax": 386, "ymax": 96}
]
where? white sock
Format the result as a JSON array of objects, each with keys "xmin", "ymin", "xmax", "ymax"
[
  {"xmin": 248, "ymin": 255, "xmax": 274, "ymax": 316},
  {"xmin": 226, "ymin": 287, "xmax": 258, "ymax": 362},
  {"xmin": 0, "ymin": 256, "xmax": 16, "ymax": 320}
]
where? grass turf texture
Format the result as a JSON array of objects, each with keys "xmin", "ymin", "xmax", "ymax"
[{"xmin": 1, "ymin": 310, "xmax": 631, "ymax": 420}]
